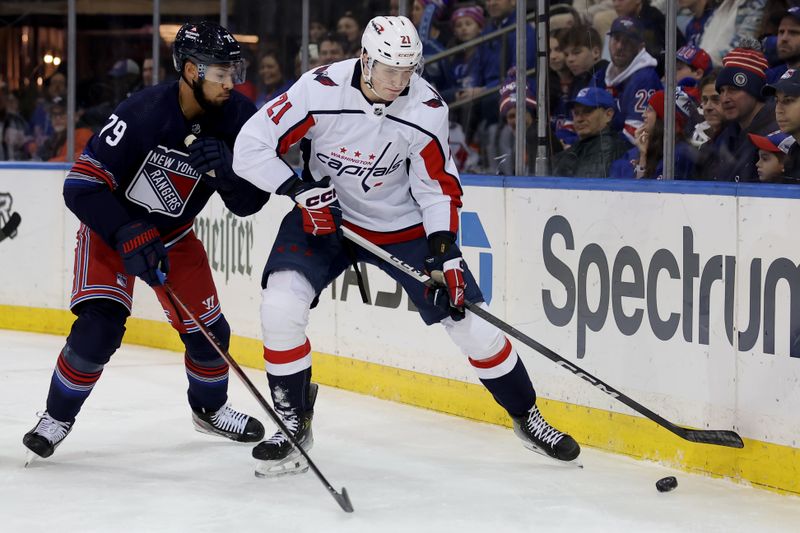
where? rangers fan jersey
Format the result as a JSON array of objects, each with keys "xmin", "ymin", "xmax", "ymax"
[
  {"xmin": 234, "ymin": 58, "xmax": 463, "ymax": 242},
  {"xmin": 64, "ymin": 82, "xmax": 261, "ymax": 247}
]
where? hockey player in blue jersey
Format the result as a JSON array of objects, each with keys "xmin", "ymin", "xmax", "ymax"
[{"xmin": 23, "ymin": 21, "xmax": 270, "ymax": 462}]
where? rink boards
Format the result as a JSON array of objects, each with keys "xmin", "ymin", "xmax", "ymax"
[{"xmin": 1, "ymin": 165, "xmax": 798, "ymax": 495}]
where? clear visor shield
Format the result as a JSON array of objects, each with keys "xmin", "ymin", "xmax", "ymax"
[
  {"xmin": 199, "ymin": 61, "xmax": 246, "ymax": 85},
  {"xmin": 370, "ymin": 61, "xmax": 416, "ymax": 89}
]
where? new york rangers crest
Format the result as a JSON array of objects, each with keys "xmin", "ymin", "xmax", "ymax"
[
  {"xmin": 126, "ymin": 146, "xmax": 202, "ymax": 217},
  {"xmin": 313, "ymin": 65, "xmax": 338, "ymax": 87}
]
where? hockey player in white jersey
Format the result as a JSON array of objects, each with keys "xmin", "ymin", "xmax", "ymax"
[{"xmin": 233, "ymin": 15, "xmax": 580, "ymax": 477}]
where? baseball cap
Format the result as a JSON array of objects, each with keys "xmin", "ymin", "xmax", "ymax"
[
  {"xmin": 677, "ymin": 45, "xmax": 712, "ymax": 75},
  {"xmin": 748, "ymin": 130, "xmax": 796, "ymax": 154},
  {"xmin": 763, "ymin": 68, "xmax": 800, "ymax": 96},
  {"xmin": 569, "ymin": 87, "xmax": 615, "ymax": 109},
  {"xmin": 784, "ymin": 5, "xmax": 800, "ymax": 23},
  {"xmin": 108, "ymin": 58, "xmax": 140, "ymax": 78},
  {"xmin": 608, "ymin": 16, "xmax": 644, "ymax": 42}
]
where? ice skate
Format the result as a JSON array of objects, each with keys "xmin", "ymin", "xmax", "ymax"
[
  {"xmin": 23, "ymin": 411, "xmax": 74, "ymax": 466},
  {"xmin": 253, "ymin": 383, "xmax": 318, "ymax": 478},
  {"xmin": 512, "ymin": 404, "xmax": 581, "ymax": 464},
  {"xmin": 192, "ymin": 404, "xmax": 265, "ymax": 443}
]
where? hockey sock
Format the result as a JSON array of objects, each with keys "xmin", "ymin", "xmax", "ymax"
[
  {"xmin": 470, "ymin": 340, "xmax": 536, "ymax": 417},
  {"xmin": 184, "ymin": 353, "xmax": 229, "ymax": 413},
  {"xmin": 181, "ymin": 319, "xmax": 231, "ymax": 413},
  {"xmin": 46, "ymin": 345, "xmax": 104, "ymax": 423},
  {"xmin": 264, "ymin": 339, "xmax": 313, "ymax": 412}
]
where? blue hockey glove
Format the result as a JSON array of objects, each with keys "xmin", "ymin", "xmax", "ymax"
[
  {"xmin": 279, "ymin": 175, "xmax": 342, "ymax": 237},
  {"xmin": 187, "ymin": 137, "xmax": 236, "ymax": 191},
  {"xmin": 114, "ymin": 221, "xmax": 169, "ymax": 287},
  {"xmin": 424, "ymin": 231, "xmax": 466, "ymax": 321}
]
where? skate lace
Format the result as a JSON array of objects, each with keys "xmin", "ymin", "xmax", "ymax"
[
  {"xmin": 210, "ymin": 404, "xmax": 248, "ymax": 434},
  {"xmin": 34, "ymin": 412, "xmax": 71, "ymax": 443},
  {"xmin": 265, "ymin": 411, "xmax": 299, "ymax": 445},
  {"xmin": 525, "ymin": 406, "xmax": 564, "ymax": 447}
]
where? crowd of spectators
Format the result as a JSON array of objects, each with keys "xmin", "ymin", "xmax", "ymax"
[{"xmin": 4, "ymin": 0, "xmax": 800, "ymax": 184}]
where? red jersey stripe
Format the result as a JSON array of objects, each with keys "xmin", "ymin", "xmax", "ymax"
[
  {"xmin": 342, "ymin": 221, "xmax": 425, "ymax": 244},
  {"xmin": 71, "ymin": 161, "xmax": 115, "ymax": 189},
  {"xmin": 419, "ymin": 140, "xmax": 462, "ymax": 233},
  {"xmin": 278, "ymin": 115, "xmax": 316, "ymax": 155}
]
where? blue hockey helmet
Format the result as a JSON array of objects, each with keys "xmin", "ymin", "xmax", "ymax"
[{"xmin": 172, "ymin": 21, "xmax": 245, "ymax": 83}]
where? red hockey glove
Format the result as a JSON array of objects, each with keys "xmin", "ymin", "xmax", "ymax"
[
  {"xmin": 424, "ymin": 232, "xmax": 466, "ymax": 321},
  {"xmin": 280, "ymin": 175, "xmax": 342, "ymax": 237}
]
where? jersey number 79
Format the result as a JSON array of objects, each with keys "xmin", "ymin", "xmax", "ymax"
[{"xmin": 99, "ymin": 114, "xmax": 127, "ymax": 146}]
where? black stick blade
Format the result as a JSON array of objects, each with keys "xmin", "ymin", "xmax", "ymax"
[
  {"xmin": 681, "ymin": 429, "xmax": 744, "ymax": 448},
  {"xmin": 332, "ymin": 487, "xmax": 354, "ymax": 513}
]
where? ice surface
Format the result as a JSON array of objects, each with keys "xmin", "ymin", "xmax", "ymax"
[{"xmin": 2, "ymin": 330, "xmax": 798, "ymax": 533}]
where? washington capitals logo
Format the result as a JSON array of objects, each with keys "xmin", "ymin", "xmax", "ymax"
[
  {"xmin": 423, "ymin": 89, "xmax": 444, "ymax": 108},
  {"xmin": 313, "ymin": 65, "xmax": 338, "ymax": 87},
  {"xmin": 372, "ymin": 21, "xmax": 385, "ymax": 34}
]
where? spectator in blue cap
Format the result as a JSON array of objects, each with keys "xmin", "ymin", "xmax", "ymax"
[
  {"xmin": 764, "ymin": 67, "xmax": 800, "ymax": 180},
  {"xmin": 603, "ymin": 16, "xmax": 662, "ymax": 145},
  {"xmin": 550, "ymin": 87, "xmax": 631, "ymax": 177}
]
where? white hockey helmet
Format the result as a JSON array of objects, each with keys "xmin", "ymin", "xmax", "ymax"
[{"xmin": 361, "ymin": 16, "xmax": 423, "ymax": 75}]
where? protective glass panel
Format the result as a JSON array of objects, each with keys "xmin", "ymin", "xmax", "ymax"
[{"xmin": 0, "ymin": 1, "xmax": 68, "ymax": 161}]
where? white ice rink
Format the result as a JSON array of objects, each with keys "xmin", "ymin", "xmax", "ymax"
[{"xmin": 1, "ymin": 329, "xmax": 798, "ymax": 533}]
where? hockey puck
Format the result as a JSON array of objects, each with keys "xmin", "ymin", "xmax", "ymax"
[{"xmin": 656, "ymin": 476, "xmax": 678, "ymax": 492}]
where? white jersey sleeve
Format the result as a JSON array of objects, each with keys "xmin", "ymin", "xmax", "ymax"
[
  {"xmin": 233, "ymin": 73, "xmax": 313, "ymax": 193},
  {"xmin": 404, "ymin": 104, "xmax": 463, "ymax": 236}
]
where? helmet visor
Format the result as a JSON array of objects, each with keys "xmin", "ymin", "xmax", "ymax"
[
  {"xmin": 200, "ymin": 61, "xmax": 246, "ymax": 85},
  {"xmin": 371, "ymin": 62, "xmax": 415, "ymax": 88}
]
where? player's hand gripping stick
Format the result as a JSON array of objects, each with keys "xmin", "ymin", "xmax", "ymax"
[
  {"xmin": 423, "ymin": 231, "xmax": 466, "ymax": 321},
  {"xmin": 279, "ymin": 175, "xmax": 342, "ymax": 236},
  {"xmin": 114, "ymin": 220, "xmax": 169, "ymax": 287}
]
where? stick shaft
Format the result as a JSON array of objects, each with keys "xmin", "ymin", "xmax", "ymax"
[
  {"xmin": 157, "ymin": 284, "xmax": 354, "ymax": 510},
  {"xmin": 341, "ymin": 227, "xmax": 744, "ymax": 449}
]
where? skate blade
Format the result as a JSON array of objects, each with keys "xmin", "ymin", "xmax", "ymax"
[
  {"xmin": 24, "ymin": 450, "xmax": 39, "ymax": 468},
  {"xmin": 254, "ymin": 452, "xmax": 309, "ymax": 478},
  {"xmin": 521, "ymin": 441, "xmax": 584, "ymax": 468}
]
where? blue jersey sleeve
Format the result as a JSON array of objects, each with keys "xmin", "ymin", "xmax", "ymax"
[{"xmin": 63, "ymin": 96, "xmax": 155, "ymax": 246}]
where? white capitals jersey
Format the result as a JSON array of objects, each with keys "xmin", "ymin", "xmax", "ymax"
[{"xmin": 233, "ymin": 58, "xmax": 463, "ymax": 243}]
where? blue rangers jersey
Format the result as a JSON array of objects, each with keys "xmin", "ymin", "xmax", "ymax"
[{"xmin": 64, "ymin": 82, "xmax": 266, "ymax": 247}]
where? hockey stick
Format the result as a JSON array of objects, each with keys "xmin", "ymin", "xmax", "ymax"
[
  {"xmin": 0, "ymin": 212, "xmax": 21, "ymax": 242},
  {"xmin": 156, "ymin": 283, "xmax": 354, "ymax": 513},
  {"xmin": 342, "ymin": 226, "xmax": 744, "ymax": 449}
]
